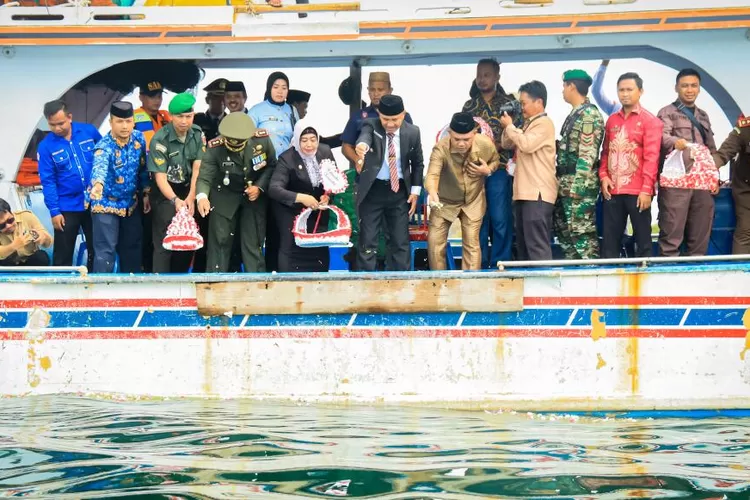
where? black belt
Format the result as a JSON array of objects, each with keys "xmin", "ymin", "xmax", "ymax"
[{"xmin": 374, "ymin": 178, "xmax": 404, "ymax": 185}]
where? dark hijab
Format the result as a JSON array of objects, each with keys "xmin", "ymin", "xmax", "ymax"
[{"xmin": 264, "ymin": 71, "xmax": 290, "ymax": 105}]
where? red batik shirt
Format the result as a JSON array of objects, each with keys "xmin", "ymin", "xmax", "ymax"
[{"xmin": 599, "ymin": 105, "xmax": 663, "ymax": 196}]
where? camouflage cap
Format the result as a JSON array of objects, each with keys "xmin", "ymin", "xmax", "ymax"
[{"xmin": 218, "ymin": 112, "xmax": 256, "ymax": 140}]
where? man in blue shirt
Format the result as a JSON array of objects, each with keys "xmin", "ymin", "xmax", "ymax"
[
  {"xmin": 89, "ymin": 102, "xmax": 149, "ymax": 274},
  {"xmin": 37, "ymin": 100, "xmax": 101, "ymax": 268}
]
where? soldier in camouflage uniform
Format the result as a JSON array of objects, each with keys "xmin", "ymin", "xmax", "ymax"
[{"xmin": 553, "ymin": 69, "xmax": 605, "ymax": 259}]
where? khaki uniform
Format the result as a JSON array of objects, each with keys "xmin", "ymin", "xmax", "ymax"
[
  {"xmin": 0, "ymin": 211, "xmax": 52, "ymax": 264},
  {"xmin": 148, "ymin": 123, "xmax": 206, "ymax": 273},
  {"xmin": 713, "ymin": 116, "xmax": 750, "ymax": 254},
  {"xmin": 197, "ymin": 132, "xmax": 276, "ymax": 272},
  {"xmin": 425, "ymin": 134, "xmax": 500, "ymax": 270}
]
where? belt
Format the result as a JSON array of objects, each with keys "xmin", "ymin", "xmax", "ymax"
[{"xmin": 374, "ymin": 178, "xmax": 404, "ymax": 184}]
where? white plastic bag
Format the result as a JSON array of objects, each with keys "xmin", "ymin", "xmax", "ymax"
[{"xmin": 661, "ymin": 149, "xmax": 687, "ymax": 180}]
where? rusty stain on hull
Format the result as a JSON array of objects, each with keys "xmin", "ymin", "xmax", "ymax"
[
  {"xmin": 741, "ymin": 309, "xmax": 750, "ymax": 361},
  {"xmin": 596, "ymin": 353, "xmax": 607, "ymax": 370},
  {"xmin": 196, "ymin": 278, "xmax": 524, "ymax": 316},
  {"xmin": 591, "ymin": 310, "xmax": 606, "ymax": 341},
  {"xmin": 203, "ymin": 326, "xmax": 213, "ymax": 395},
  {"xmin": 626, "ymin": 274, "xmax": 642, "ymax": 395}
]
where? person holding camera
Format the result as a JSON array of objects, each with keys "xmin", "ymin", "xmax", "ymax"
[
  {"xmin": 499, "ymin": 81, "xmax": 557, "ymax": 261},
  {"xmin": 0, "ymin": 198, "xmax": 53, "ymax": 267},
  {"xmin": 462, "ymin": 58, "xmax": 521, "ymax": 268}
]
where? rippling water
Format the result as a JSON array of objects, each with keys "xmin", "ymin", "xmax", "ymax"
[{"xmin": 0, "ymin": 397, "xmax": 748, "ymax": 499}]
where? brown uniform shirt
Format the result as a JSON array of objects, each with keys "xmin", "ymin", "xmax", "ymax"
[
  {"xmin": 425, "ymin": 134, "xmax": 500, "ymax": 222},
  {"xmin": 658, "ymin": 102, "xmax": 717, "ymax": 169},
  {"xmin": 500, "ymin": 113, "xmax": 557, "ymax": 203},
  {"xmin": 713, "ymin": 117, "xmax": 750, "ymax": 197},
  {"xmin": 0, "ymin": 210, "xmax": 52, "ymax": 262}
]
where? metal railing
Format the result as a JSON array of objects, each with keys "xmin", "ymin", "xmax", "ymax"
[
  {"xmin": 497, "ymin": 254, "xmax": 750, "ymax": 270},
  {"xmin": 0, "ymin": 265, "xmax": 88, "ymax": 276}
]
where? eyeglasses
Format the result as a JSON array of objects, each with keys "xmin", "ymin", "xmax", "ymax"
[{"xmin": 0, "ymin": 216, "xmax": 15, "ymax": 230}]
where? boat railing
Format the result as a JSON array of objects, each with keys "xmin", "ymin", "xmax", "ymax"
[
  {"xmin": 497, "ymin": 253, "xmax": 750, "ymax": 271},
  {"xmin": 0, "ymin": 265, "xmax": 88, "ymax": 276}
]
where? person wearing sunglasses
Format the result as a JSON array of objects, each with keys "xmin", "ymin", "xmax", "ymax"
[{"xmin": 0, "ymin": 198, "xmax": 53, "ymax": 266}]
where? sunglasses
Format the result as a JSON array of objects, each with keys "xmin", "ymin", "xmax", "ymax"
[{"xmin": 0, "ymin": 216, "xmax": 15, "ymax": 230}]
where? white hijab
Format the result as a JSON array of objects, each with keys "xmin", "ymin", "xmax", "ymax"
[{"xmin": 291, "ymin": 118, "xmax": 322, "ymax": 187}]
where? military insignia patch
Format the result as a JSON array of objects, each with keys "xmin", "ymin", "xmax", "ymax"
[
  {"xmin": 95, "ymin": 150, "xmax": 104, "ymax": 156},
  {"xmin": 582, "ymin": 122, "xmax": 594, "ymax": 135},
  {"xmin": 154, "ymin": 143, "xmax": 167, "ymax": 153},
  {"xmin": 254, "ymin": 129, "xmax": 269, "ymax": 138},
  {"xmin": 738, "ymin": 115, "xmax": 750, "ymax": 128},
  {"xmin": 208, "ymin": 137, "xmax": 224, "ymax": 148},
  {"xmin": 252, "ymin": 153, "xmax": 268, "ymax": 171},
  {"xmin": 154, "ymin": 157, "xmax": 166, "ymax": 166},
  {"xmin": 134, "ymin": 141, "xmax": 141, "ymax": 150},
  {"xmin": 255, "ymin": 144, "xmax": 262, "ymax": 151}
]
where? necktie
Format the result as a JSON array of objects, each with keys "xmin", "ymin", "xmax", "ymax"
[{"xmin": 387, "ymin": 133, "xmax": 399, "ymax": 192}]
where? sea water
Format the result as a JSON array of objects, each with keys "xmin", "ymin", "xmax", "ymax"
[{"xmin": 0, "ymin": 397, "xmax": 748, "ymax": 498}]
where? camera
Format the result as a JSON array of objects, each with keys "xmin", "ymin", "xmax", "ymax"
[{"xmin": 498, "ymin": 100, "xmax": 521, "ymax": 117}]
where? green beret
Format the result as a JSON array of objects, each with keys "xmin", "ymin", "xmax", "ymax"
[
  {"xmin": 563, "ymin": 69, "xmax": 592, "ymax": 83},
  {"xmin": 168, "ymin": 93, "xmax": 196, "ymax": 115}
]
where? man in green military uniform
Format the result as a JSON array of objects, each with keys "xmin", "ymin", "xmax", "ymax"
[
  {"xmin": 553, "ymin": 69, "xmax": 605, "ymax": 259},
  {"xmin": 197, "ymin": 112, "xmax": 276, "ymax": 272},
  {"xmin": 148, "ymin": 93, "xmax": 207, "ymax": 273}
]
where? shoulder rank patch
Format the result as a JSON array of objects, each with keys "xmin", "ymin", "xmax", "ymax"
[
  {"xmin": 154, "ymin": 156, "xmax": 165, "ymax": 166},
  {"xmin": 254, "ymin": 128, "xmax": 269, "ymax": 138},
  {"xmin": 582, "ymin": 122, "xmax": 594, "ymax": 135},
  {"xmin": 738, "ymin": 115, "xmax": 750, "ymax": 128},
  {"xmin": 154, "ymin": 143, "xmax": 167, "ymax": 154},
  {"xmin": 208, "ymin": 137, "xmax": 224, "ymax": 148}
]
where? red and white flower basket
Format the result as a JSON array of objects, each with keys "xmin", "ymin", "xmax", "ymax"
[
  {"xmin": 320, "ymin": 158, "xmax": 348, "ymax": 194},
  {"xmin": 162, "ymin": 206, "xmax": 204, "ymax": 251},
  {"xmin": 293, "ymin": 205, "xmax": 352, "ymax": 248},
  {"xmin": 660, "ymin": 144, "xmax": 719, "ymax": 191},
  {"xmin": 435, "ymin": 116, "xmax": 494, "ymax": 143}
]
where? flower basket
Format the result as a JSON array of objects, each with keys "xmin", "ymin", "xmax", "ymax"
[
  {"xmin": 162, "ymin": 206, "xmax": 204, "ymax": 251},
  {"xmin": 660, "ymin": 144, "xmax": 718, "ymax": 191},
  {"xmin": 293, "ymin": 205, "xmax": 352, "ymax": 248}
]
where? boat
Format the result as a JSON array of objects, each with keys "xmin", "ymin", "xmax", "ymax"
[{"xmin": 0, "ymin": 0, "xmax": 749, "ymax": 410}]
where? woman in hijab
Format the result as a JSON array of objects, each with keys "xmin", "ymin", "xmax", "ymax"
[
  {"xmin": 268, "ymin": 119, "xmax": 336, "ymax": 273},
  {"xmin": 248, "ymin": 71, "xmax": 298, "ymax": 159},
  {"xmin": 248, "ymin": 71, "xmax": 298, "ymax": 272}
]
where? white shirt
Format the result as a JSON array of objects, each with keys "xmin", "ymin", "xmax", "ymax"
[{"xmin": 359, "ymin": 128, "xmax": 421, "ymax": 195}]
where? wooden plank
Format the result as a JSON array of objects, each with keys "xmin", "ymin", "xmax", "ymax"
[{"xmin": 196, "ymin": 277, "xmax": 523, "ymax": 315}]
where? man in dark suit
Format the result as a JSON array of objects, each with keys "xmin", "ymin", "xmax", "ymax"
[{"xmin": 354, "ymin": 95, "xmax": 424, "ymax": 271}]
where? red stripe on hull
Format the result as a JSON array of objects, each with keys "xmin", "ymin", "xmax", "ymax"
[
  {"xmin": 1, "ymin": 296, "xmax": 749, "ymax": 309},
  {"xmin": 0, "ymin": 328, "xmax": 746, "ymax": 340}
]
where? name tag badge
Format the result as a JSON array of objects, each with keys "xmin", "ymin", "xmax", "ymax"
[{"xmin": 168, "ymin": 151, "xmax": 179, "ymax": 158}]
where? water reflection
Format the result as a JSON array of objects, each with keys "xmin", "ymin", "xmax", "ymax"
[{"xmin": 0, "ymin": 397, "xmax": 747, "ymax": 498}]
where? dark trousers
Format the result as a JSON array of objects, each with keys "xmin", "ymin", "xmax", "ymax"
[
  {"xmin": 142, "ymin": 208, "xmax": 153, "ymax": 273},
  {"xmin": 52, "ymin": 210, "xmax": 93, "ymax": 268},
  {"xmin": 0, "ymin": 249, "xmax": 50, "ymax": 267},
  {"xmin": 480, "ymin": 169, "xmax": 514, "ymax": 267},
  {"xmin": 265, "ymin": 204, "xmax": 281, "ymax": 272},
  {"xmin": 357, "ymin": 180, "xmax": 410, "ymax": 271},
  {"xmin": 92, "ymin": 211, "xmax": 143, "ymax": 273},
  {"xmin": 514, "ymin": 196, "xmax": 554, "ymax": 261},
  {"xmin": 601, "ymin": 194, "xmax": 653, "ymax": 259},
  {"xmin": 657, "ymin": 187, "xmax": 714, "ymax": 256}
]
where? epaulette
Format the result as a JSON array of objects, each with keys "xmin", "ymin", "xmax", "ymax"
[
  {"xmin": 254, "ymin": 128, "xmax": 269, "ymax": 138},
  {"xmin": 208, "ymin": 137, "xmax": 224, "ymax": 148},
  {"xmin": 738, "ymin": 114, "xmax": 750, "ymax": 128}
]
